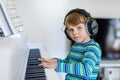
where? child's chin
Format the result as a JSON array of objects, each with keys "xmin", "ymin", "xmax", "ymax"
[{"xmin": 75, "ymin": 40, "xmax": 81, "ymax": 43}]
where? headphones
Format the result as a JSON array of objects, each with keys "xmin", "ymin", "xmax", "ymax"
[{"xmin": 64, "ymin": 8, "xmax": 98, "ymax": 41}]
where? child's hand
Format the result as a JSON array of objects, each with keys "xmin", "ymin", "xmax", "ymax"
[{"xmin": 38, "ymin": 57, "xmax": 57, "ymax": 70}]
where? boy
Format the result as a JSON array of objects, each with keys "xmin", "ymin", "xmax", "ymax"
[{"xmin": 39, "ymin": 8, "xmax": 102, "ymax": 80}]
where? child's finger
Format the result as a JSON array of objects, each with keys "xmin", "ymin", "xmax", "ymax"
[
  {"xmin": 41, "ymin": 57, "xmax": 50, "ymax": 62},
  {"xmin": 38, "ymin": 58, "xmax": 43, "ymax": 61}
]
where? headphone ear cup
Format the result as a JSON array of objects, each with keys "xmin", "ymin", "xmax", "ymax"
[
  {"xmin": 64, "ymin": 28, "xmax": 74, "ymax": 41},
  {"xmin": 86, "ymin": 19, "xmax": 98, "ymax": 36}
]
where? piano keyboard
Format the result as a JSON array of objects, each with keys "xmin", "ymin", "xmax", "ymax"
[{"xmin": 25, "ymin": 49, "xmax": 46, "ymax": 80}]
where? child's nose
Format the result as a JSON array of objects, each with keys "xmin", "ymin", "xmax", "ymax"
[{"xmin": 72, "ymin": 29, "xmax": 78, "ymax": 35}]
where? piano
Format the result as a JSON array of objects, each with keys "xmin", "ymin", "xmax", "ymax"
[
  {"xmin": 0, "ymin": 33, "xmax": 60, "ymax": 80},
  {"xmin": 25, "ymin": 48, "xmax": 46, "ymax": 80}
]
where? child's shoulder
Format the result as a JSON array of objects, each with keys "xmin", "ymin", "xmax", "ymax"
[{"xmin": 86, "ymin": 39, "xmax": 101, "ymax": 51}]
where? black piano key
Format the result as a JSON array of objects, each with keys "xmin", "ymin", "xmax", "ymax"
[
  {"xmin": 25, "ymin": 49, "xmax": 46, "ymax": 80},
  {"xmin": 29, "ymin": 49, "xmax": 41, "ymax": 58},
  {"xmin": 29, "ymin": 55, "xmax": 40, "ymax": 58},
  {"xmin": 25, "ymin": 77, "xmax": 46, "ymax": 80},
  {"xmin": 26, "ymin": 68, "xmax": 45, "ymax": 74},
  {"xmin": 26, "ymin": 72, "xmax": 45, "ymax": 78},
  {"xmin": 28, "ymin": 58, "xmax": 40, "ymax": 62},
  {"xmin": 27, "ymin": 65, "xmax": 43, "ymax": 69},
  {"xmin": 26, "ymin": 70, "xmax": 45, "ymax": 74},
  {"xmin": 28, "ymin": 59, "xmax": 41, "ymax": 64},
  {"xmin": 28, "ymin": 58, "xmax": 39, "ymax": 60},
  {"xmin": 27, "ymin": 62, "xmax": 40, "ymax": 65}
]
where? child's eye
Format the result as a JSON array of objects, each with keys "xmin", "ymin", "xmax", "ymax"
[
  {"xmin": 68, "ymin": 29, "xmax": 73, "ymax": 32},
  {"xmin": 77, "ymin": 27, "xmax": 82, "ymax": 30}
]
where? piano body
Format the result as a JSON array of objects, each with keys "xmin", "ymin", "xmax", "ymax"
[{"xmin": 0, "ymin": 33, "xmax": 60, "ymax": 80}]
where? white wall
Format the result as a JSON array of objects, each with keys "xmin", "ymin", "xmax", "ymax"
[
  {"xmin": 14, "ymin": 0, "xmax": 120, "ymax": 79},
  {"xmin": 14, "ymin": 0, "xmax": 120, "ymax": 60}
]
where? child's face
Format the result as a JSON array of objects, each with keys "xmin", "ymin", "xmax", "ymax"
[{"xmin": 67, "ymin": 23, "xmax": 91, "ymax": 43}]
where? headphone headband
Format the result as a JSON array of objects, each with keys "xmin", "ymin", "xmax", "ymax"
[
  {"xmin": 64, "ymin": 8, "xmax": 91, "ymax": 25},
  {"xmin": 67, "ymin": 8, "xmax": 90, "ymax": 16}
]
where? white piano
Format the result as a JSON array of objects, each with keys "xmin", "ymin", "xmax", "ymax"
[{"xmin": 0, "ymin": 33, "xmax": 60, "ymax": 80}]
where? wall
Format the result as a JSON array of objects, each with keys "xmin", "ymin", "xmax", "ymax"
[
  {"xmin": 15, "ymin": 0, "xmax": 72, "ymax": 59},
  {"xmin": 14, "ymin": 0, "xmax": 120, "ymax": 79},
  {"xmin": 15, "ymin": 0, "xmax": 120, "ymax": 57}
]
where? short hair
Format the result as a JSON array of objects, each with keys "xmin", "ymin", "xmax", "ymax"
[{"xmin": 65, "ymin": 12, "xmax": 87, "ymax": 28}]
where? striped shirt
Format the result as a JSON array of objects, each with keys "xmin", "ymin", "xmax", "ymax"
[{"xmin": 56, "ymin": 39, "xmax": 102, "ymax": 80}]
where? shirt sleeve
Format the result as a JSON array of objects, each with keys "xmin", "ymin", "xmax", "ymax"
[{"xmin": 56, "ymin": 45, "xmax": 101, "ymax": 77}]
